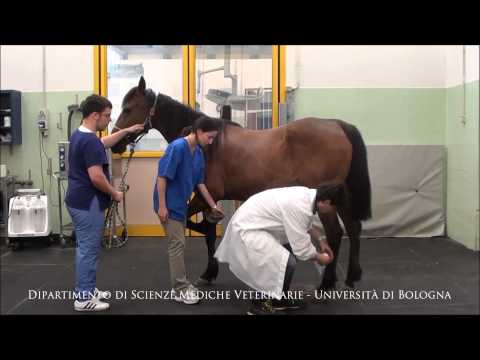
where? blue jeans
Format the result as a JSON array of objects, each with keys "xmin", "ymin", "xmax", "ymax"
[{"xmin": 67, "ymin": 196, "xmax": 105, "ymax": 300}]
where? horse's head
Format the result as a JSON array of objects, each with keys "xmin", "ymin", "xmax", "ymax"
[
  {"xmin": 111, "ymin": 76, "xmax": 156, "ymax": 154},
  {"xmin": 111, "ymin": 76, "xmax": 202, "ymax": 154}
]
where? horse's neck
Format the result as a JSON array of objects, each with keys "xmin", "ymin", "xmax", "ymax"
[{"xmin": 151, "ymin": 99, "xmax": 200, "ymax": 141}]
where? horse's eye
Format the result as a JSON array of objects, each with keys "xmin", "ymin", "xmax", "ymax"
[{"xmin": 123, "ymin": 108, "xmax": 131, "ymax": 114}]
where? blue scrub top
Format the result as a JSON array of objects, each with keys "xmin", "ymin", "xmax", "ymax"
[{"xmin": 153, "ymin": 138, "xmax": 205, "ymax": 221}]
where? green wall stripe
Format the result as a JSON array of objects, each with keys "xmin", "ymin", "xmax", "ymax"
[{"xmin": 293, "ymin": 88, "xmax": 446, "ymax": 145}]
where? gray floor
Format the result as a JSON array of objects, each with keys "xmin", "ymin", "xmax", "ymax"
[{"xmin": 1, "ymin": 235, "xmax": 479, "ymax": 315}]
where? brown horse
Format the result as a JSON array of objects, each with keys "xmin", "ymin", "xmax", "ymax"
[{"xmin": 112, "ymin": 77, "xmax": 372, "ymax": 289}]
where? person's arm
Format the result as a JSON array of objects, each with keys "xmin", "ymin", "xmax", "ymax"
[
  {"xmin": 87, "ymin": 165, "xmax": 123, "ymax": 202},
  {"xmin": 308, "ymin": 226, "xmax": 322, "ymax": 246},
  {"xmin": 84, "ymin": 138, "xmax": 123, "ymax": 202},
  {"xmin": 308, "ymin": 226, "xmax": 334, "ymax": 262},
  {"xmin": 196, "ymin": 183, "xmax": 216, "ymax": 209},
  {"xmin": 281, "ymin": 208, "xmax": 318, "ymax": 261},
  {"xmin": 157, "ymin": 176, "xmax": 169, "ymax": 222},
  {"xmin": 197, "ymin": 183, "xmax": 224, "ymax": 216},
  {"xmin": 101, "ymin": 124, "xmax": 144, "ymax": 149},
  {"xmin": 194, "ymin": 152, "xmax": 223, "ymax": 216},
  {"xmin": 156, "ymin": 144, "xmax": 180, "ymax": 222}
]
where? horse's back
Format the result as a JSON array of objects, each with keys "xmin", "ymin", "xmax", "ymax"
[
  {"xmin": 286, "ymin": 117, "xmax": 347, "ymax": 136},
  {"xmin": 217, "ymin": 117, "xmax": 352, "ymax": 197},
  {"xmin": 282, "ymin": 117, "xmax": 352, "ymax": 186}
]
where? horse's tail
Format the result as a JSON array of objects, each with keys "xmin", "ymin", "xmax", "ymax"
[{"xmin": 338, "ymin": 121, "xmax": 372, "ymax": 221}]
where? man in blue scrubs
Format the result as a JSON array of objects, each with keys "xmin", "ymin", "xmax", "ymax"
[{"xmin": 66, "ymin": 94, "xmax": 143, "ymax": 312}]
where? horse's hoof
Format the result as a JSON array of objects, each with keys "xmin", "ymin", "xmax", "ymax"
[
  {"xmin": 194, "ymin": 277, "xmax": 214, "ymax": 287},
  {"xmin": 347, "ymin": 267, "xmax": 362, "ymax": 282},
  {"xmin": 319, "ymin": 277, "xmax": 336, "ymax": 291},
  {"xmin": 317, "ymin": 284, "xmax": 336, "ymax": 292}
]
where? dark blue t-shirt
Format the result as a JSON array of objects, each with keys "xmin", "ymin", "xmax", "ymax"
[
  {"xmin": 65, "ymin": 129, "xmax": 112, "ymax": 211},
  {"xmin": 153, "ymin": 138, "xmax": 205, "ymax": 222}
]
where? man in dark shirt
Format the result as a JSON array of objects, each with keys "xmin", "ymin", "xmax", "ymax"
[{"xmin": 65, "ymin": 94, "xmax": 143, "ymax": 312}]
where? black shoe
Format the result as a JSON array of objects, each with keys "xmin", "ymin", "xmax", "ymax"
[
  {"xmin": 271, "ymin": 298, "xmax": 307, "ymax": 311},
  {"xmin": 246, "ymin": 300, "xmax": 283, "ymax": 315}
]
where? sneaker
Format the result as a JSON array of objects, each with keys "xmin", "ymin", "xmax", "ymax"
[
  {"xmin": 94, "ymin": 288, "xmax": 111, "ymax": 300},
  {"xmin": 271, "ymin": 298, "xmax": 307, "ymax": 311},
  {"xmin": 246, "ymin": 300, "xmax": 284, "ymax": 315},
  {"xmin": 172, "ymin": 285, "xmax": 200, "ymax": 305},
  {"xmin": 74, "ymin": 297, "xmax": 110, "ymax": 312}
]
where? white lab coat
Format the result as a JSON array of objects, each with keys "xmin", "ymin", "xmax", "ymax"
[{"xmin": 215, "ymin": 186, "xmax": 318, "ymax": 299}]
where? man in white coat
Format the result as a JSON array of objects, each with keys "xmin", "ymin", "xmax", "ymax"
[{"xmin": 215, "ymin": 184, "xmax": 345, "ymax": 315}]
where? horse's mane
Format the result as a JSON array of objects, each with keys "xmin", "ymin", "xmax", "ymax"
[{"xmin": 156, "ymin": 91, "xmax": 241, "ymax": 147}]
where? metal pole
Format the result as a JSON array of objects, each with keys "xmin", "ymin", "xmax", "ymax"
[{"xmin": 57, "ymin": 175, "xmax": 64, "ymax": 246}]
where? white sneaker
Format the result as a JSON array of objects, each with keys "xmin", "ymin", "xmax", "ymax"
[
  {"xmin": 94, "ymin": 288, "xmax": 111, "ymax": 300},
  {"xmin": 172, "ymin": 285, "xmax": 200, "ymax": 305},
  {"xmin": 74, "ymin": 297, "xmax": 110, "ymax": 312}
]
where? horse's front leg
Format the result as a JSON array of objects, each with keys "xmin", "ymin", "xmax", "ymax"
[
  {"xmin": 194, "ymin": 218, "xmax": 218, "ymax": 285},
  {"xmin": 187, "ymin": 193, "xmax": 219, "ymax": 285}
]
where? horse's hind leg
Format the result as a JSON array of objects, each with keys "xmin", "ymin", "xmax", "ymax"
[
  {"xmin": 337, "ymin": 206, "xmax": 362, "ymax": 288},
  {"xmin": 318, "ymin": 209, "xmax": 344, "ymax": 290}
]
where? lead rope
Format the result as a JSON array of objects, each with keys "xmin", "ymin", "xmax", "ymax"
[
  {"xmin": 103, "ymin": 132, "xmax": 148, "ymax": 249},
  {"xmin": 103, "ymin": 145, "xmax": 134, "ymax": 249}
]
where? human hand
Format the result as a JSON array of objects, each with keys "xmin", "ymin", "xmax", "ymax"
[
  {"xmin": 319, "ymin": 238, "xmax": 334, "ymax": 260},
  {"xmin": 211, "ymin": 204, "xmax": 224, "ymax": 217},
  {"xmin": 112, "ymin": 191, "xmax": 124, "ymax": 203},
  {"xmin": 126, "ymin": 123, "xmax": 145, "ymax": 134},
  {"xmin": 158, "ymin": 206, "xmax": 169, "ymax": 223},
  {"xmin": 315, "ymin": 252, "xmax": 333, "ymax": 266}
]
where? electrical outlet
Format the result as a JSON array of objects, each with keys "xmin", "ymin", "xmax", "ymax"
[{"xmin": 38, "ymin": 108, "xmax": 49, "ymax": 135}]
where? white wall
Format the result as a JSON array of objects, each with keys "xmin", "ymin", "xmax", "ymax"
[
  {"xmin": 445, "ymin": 46, "xmax": 463, "ymax": 87},
  {"xmin": 445, "ymin": 45, "xmax": 479, "ymax": 87},
  {"xmin": 466, "ymin": 45, "xmax": 479, "ymax": 82},
  {"xmin": 45, "ymin": 46, "xmax": 94, "ymax": 91},
  {"xmin": 1, "ymin": 46, "xmax": 43, "ymax": 91},
  {"xmin": 287, "ymin": 45, "xmax": 453, "ymax": 88},
  {"xmin": 1, "ymin": 45, "xmax": 94, "ymax": 92},
  {"xmin": 3, "ymin": 45, "xmax": 477, "ymax": 93}
]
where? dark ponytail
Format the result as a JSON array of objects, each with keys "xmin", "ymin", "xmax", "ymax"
[
  {"xmin": 193, "ymin": 116, "xmax": 222, "ymax": 133},
  {"xmin": 180, "ymin": 125, "xmax": 193, "ymax": 137}
]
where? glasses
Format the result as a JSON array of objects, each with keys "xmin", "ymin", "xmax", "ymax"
[{"xmin": 101, "ymin": 113, "xmax": 112, "ymax": 118}]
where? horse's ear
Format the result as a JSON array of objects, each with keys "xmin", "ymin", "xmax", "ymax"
[{"xmin": 138, "ymin": 76, "xmax": 146, "ymax": 93}]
